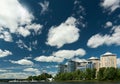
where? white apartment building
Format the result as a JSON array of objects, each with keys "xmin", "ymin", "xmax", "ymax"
[
  {"xmin": 100, "ymin": 52, "xmax": 117, "ymax": 68},
  {"xmin": 88, "ymin": 57, "xmax": 100, "ymax": 71}
]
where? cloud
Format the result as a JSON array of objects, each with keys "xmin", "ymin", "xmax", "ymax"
[
  {"xmin": 105, "ymin": 21, "xmax": 113, "ymax": 28},
  {"xmin": 0, "ymin": 49, "xmax": 12, "ymax": 58},
  {"xmin": 74, "ymin": 0, "xmax": 80, "ymax": 5},
  {"xmin": 10, "ymin": 59, "xmax": 34, "ymax": 66},
  {"xmin": 16, "ymin": 39, "xmax": 32, "ymax": 51},
  {"xmin": 87, "ymin": 25, "xmax": 120, "ymax": 48},
  {"xmin": 17, "ymin": 27, "xmax": 31, "ymax": 37},
  {"xmin": 0, "ymin": 29, "xmax": 13, "ymax": 42},
  {"xmin": 101, "ymin": 0, "xmax": 120, "ymax": 12},
  {"xmin": 34, "ymin": 55, "xmax": 64, "ymax": 63},
  {"xmin": 87, "ymin": 34, "xmax": 109, "ymax": 48},
  {"xmin": 25, "ymin": 23, "xmax": 43, "ymax": 35},
  {"xmin": 39, "ymin": 1, "xmax": 49, "ymax": 15},
  {"xmin": 72, "ymin": 58, "xmax": 87, "ymax": 63},
  {"xmin": 46, "ymin": 17, "xmax": 80, "ymax": 48},
  {"xmin": 0, "ymin": 69, "xmax": 8, "ymax": 72},
  {"xmin": 23, "ymin": 68, "xmax": 40, "ymax": 75},
  {"xmin": 32, "ymin": 40, "xmax": 38, "ymax": 49},
  {"xmin": 45, "ymin": 65, "xmax": 58, "ymax": 69},
  {"xmin": 0, "ymin": 72, "xmax": 32, "ymax": 79},
  {"xmin": 0, "ymin": 0, "xmax": 42, "ymax": 41},
  {"xmin": 53, "ymin": 48, "xmax": 86, "ymax": 59},
  {"xmin": 35, "ymin": 48, "xmax": 86, "ymax": 63},
  {"xmin": 0, "ymin": 0, "xmax": 32, "ymax": 32}
]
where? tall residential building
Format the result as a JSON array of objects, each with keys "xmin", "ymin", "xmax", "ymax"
[
  {"xmin": 86, "ymin": 61, "xmax": 94, "ymax": 69},
  {"xmin": 58, "ymin": 64, "xmax": 67, "ymax": 73},
  {"xmin": 100, "ymin": 52, "xmax": 117, "ymax": 68},
  {"xmin": 74, "ymin": 59, "xmax": 94, "ymax": 71},
  {"xmin": 76, "ymin": 61, "xmax": 88, "ymax": 71},
  {"xmin": 68, "ymin": 60, "xmax": 76, "ymax": 72},
  {"xmin": 88, "ymin": 57, "xmax": 100, "ymax": 71}
]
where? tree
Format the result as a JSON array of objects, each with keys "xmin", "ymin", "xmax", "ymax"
[
  {"xmin": 103, "ymin": 67, "xmax": 116, "ymax": 80},
  {"xmin": 79, "ymin": 70, "xmax": 85, "ymax": 80},
  {"xmin": 27, "ymin": 76, "xmax": 33, "ymax": 81},
  {"xmin": 91, "ymin": 68, "xmax": 96, "ymax": 79},
  {"xmin": 116, "ymin": 68, "xmax": 120, "ymax": 80},
  {"xmin": 85, "ymin": 68, "xmax": 92, "ymax": 80},
  {"xmin": 72, "ymin": 70, "xmax": 80, "ymax": 80},
  {"xmin": 97, "ymin": 67, "xmax": 105, "ymax": 80},
  {"xmin": 26, "ymin": 73, "xmax": 52, "ymax": 81}
]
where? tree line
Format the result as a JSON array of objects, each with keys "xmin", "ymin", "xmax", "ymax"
[
  {"xmin": 54, "ymin": 67, "xmax": 120, "ymax": 81},
  {"xmin": 27, "ymin": 73, "xmax": 52, "ymax": 81}
]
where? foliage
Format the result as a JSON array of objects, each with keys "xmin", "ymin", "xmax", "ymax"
[
  {"xmin": 97, "ymin": 67, "xmax": 120, "ymax": 81},
  {"xmin": 97, "ymin": 67, "xmax": 105, "ymax": 80},
  {"xmin": 54, "ymin": 68, "xmax": 96, "ymax": 81},
  {"xmin": 55, "ymin": 67, "xmax": 120, "ymax": 81},
  {"xmin": 26, "ymin": 73, "xmax": 52, "ymax": 81}
]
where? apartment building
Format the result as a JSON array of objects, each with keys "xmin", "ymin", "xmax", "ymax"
[
  {"xmin": 88, "ymin": 57, "xmax": 100, "ymax": 71},
  {"xmin": 100, "ymin": 52, "xmax": 117, "ymax": 68},
  {"xmin": 58, "ymin": 52, "xmax": 117, "ymax": 73},
  {"xmin": 58, "ymin": 64, "xmax": 67, "ymax": 73}
]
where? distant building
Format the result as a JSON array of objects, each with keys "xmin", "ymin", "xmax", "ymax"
[
  {"xmin": 86, "ymin": 61, "xmax": 94, "ymax": 69},
  {"xmin": 58, "ymin": 64, "xmax": 67, "ymax": 73},
  {"xmin": 68, "ymin": 60, "xmax": 76, "ymax": 72},
  {"xmin": 58, "ymin": 52, "xmax": 117, "ymax": 74},
  {"xmin": 75, "ymin": 59, "xmax": 88, "ymax": 71},
  {"xmin": 88, "ymin": 57, "xmax": 100, "ymax": 71},
  {"xmin": 100, "ymin": 52, "xmax": 117, "ymax": 68}
]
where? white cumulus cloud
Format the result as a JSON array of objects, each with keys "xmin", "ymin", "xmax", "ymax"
[
  {"xmin": 53, "ymin": 48, "xmax": 86, "ymax": 59},
  {"xmin": 0, "ymin": 49, "xmax": 12, "ymax": 58},
  {"xmin": 35, "ymin": 55, "xmax": 64, "ymax": 63},
  {"xmin": 87, "ymin": 25, "xmax": 120, "ymax": 48},
  {"xmin": 17, "ymin": 27, "xmax": 31, "ymax": 37},
  {"xmin": 23, "ymin": 68, "xmax": 40, "ymax": 75},
  {"xmin": 101, "ymin": 0, "xmax": 120, "ymax": 12},
  {"xmin": 34, "ymin": 48, "xmax": 86, "ymax": 63},
  {"xmin": 0, "ymin": 0, "xmax": 42, "ymax": 41},
  {"xmin": 10, "ymin": 59, "xmax": 34, "ymax": 66},
  {"xmin": 46, "ymin": 17, "xmax": 80, "ymax": 48},
  {"xmin": 0, "ymin": 30, "xmax": 13, "ymax": 42},
  {"xmin": 105, "ymin": 21, "xmax": 113, "ymax": 28}
]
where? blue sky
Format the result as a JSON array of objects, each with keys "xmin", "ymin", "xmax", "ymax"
[{"xmin": 0, "ymin": 0, "xmax": 120, "ymax": 79}]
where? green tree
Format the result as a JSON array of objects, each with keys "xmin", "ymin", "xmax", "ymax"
[
  {"xmin": 26, "ymin": 73, "xmax": 52, "ymax": 81},
  {"xmin": 79, "ymin": 70, "xmax": 85, "ymax": 80},
  {"xmin": 97, "ymin": 67, "xmax": 105, "ymax": 80},
  {"xmin": 27, "ymin": 76, "xmax": 33, "ymax": 81},
  {"xmin": 116, "ymin": 68, "xmax": 120, "ymax": 80},
  {"xmin": 85, "ymin": 68, "xmax": 92, "ymax": 80},
  {"xmin": 103, "ymin": 67, "xmax": 116, "ymax": 80},
  {"xmin": 73, "ymin": 70, "xmax": 80, "ymax": 80},
  {"xmin": 91, "ymin": 68, "xmax": 96, "ymax": 79}
]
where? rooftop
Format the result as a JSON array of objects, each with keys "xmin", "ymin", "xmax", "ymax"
[
  {"xmin": 102, "ymin": 52, "xmax": 116, "ymax": 56},
  {"xmin": 89, "ymin": 57, "xmax": 99, "ymax": 60},
  {"xmin": 71, "ymin": 58, "xmax": 88, "ymax": 63}
]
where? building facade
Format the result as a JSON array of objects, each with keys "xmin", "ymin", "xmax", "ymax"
[
  {"xmin": 88, "ymin": 57, "xmax": 100, "ymax": 71},
  {"xmin": 58, "ymin": 64, "xmax": 67, "ymax": 73},
  {"xmin": 58, "ymin": 52, "xmax": 117, "ymax": 73},
  {"xmin": 100, "ymin": 52, "xmax": 117, "ymax": 68},
  {"xmin": 67, "ymin": 60, "xmax": 76, "ymax": 72}
]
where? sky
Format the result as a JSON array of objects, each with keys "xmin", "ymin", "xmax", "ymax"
[{"xmin": 0, "ymin": 0, "xmax": 120, "ymax": 79}]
